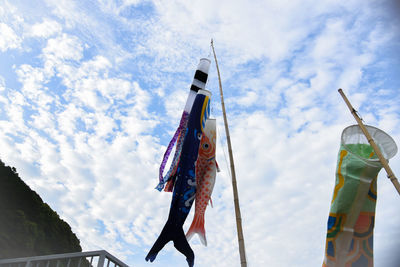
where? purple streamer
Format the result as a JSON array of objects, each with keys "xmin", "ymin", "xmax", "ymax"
[
  {"xmin": 157, "ymin": 111, "xmax": 189, "ymax": 190},
  {"xmin": 163, "ymin": 117, "xmax": 188, "ymax": 182}
]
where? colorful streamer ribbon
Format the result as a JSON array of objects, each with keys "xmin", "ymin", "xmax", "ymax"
[{"xmin": 156, "ymin": 111, "xmax": 189, "ymax": 191}]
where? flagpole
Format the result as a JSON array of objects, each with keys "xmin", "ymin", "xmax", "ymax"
[
  {"xmin": 211, "ymin": 39, "xmax": 248, "ymax": 267},
  {"xmin": 338, "ymin": 88, "xmax": 400, "ymax": 196}
]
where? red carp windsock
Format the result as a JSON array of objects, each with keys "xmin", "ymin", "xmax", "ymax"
[
  {"xmin": 156, "ymin": 58, "xmax": 211, "ymax": 191},
  {"xmin": 323, "ymin": 125, "xmax": 397, "ymax": 267},
  {"xmin": 186, "ymin": 118, "xmax": 218, "ymax": 246}
]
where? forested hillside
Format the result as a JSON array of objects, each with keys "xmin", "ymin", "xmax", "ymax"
[{"xmin": 0, "ymin": 159, "xmax": 82, "ymax": 259}]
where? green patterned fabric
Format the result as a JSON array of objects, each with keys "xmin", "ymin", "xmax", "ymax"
[{"xmin": 323, "ymin": 125, "xmax": 397, "ymax": 267}]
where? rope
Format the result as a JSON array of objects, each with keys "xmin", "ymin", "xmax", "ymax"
[{"xmin": 217, "ymin": 122, "xmax": 232, "ymax": 179}]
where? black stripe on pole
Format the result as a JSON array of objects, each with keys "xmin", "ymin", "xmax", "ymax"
[
  {"xmin": 190, "ymin": 84, "xmax": 201, "ymax": 92},
  {"xmin": 194, "ymin": 70, "xmax": 208, "ymax": 83}
]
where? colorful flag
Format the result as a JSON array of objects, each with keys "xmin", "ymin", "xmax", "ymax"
[
  {"xmin": 323, "ymin": 125, "xmax": 397, "ymax": 267},
  {"xmin": 156, "ymin": 58, "xmax": 211, "ymax": 191},
  {"xmin": 146, "ymin": 89, "xmax": 211, "ymax": 267}
]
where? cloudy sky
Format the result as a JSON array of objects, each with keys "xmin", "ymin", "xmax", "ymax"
[{"xmin": 1, "ymin": 0, "xmax": 400, "ymax": 266}]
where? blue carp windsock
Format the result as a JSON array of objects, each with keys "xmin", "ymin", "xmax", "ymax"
[
  {"xmin": 146, "ymin": 89, "xmax": 211, "ymax": 267},
  {"xmin": 186, "ymin": 118, "xmax": 218, "ymax": 246},
  {"xmin": 323, "ymin": 125, "xmax": 397, "ymax": 267},
  {"xmin": 156, "ymin": 58, "xmax": 211, "ymax": 192}
]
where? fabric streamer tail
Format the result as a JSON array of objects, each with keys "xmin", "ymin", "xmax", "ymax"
[
  {"xmin": 163, "ymin": 124, "xmax": 187, "ymax": 192},
  {"xmin": 146, "ymin": 223, "xmax": 195, "ymax": 267},
  {"xmin": 164, "ymin": 175, "xmax": 176, "ymax": 192},
  {"xmin": 186, "ymin": 213, "xmax": 207, "ymax": 246},
  {"xmin": 156, "ymin": 112, "xmax": 188, "ymax": 191}
]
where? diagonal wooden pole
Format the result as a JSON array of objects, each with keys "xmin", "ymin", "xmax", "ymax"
[
  {"xmin": 211, "ymin": 39, "xmax": 247, "ymax": 267},
  {"xmin": 338, "ymin": 88, "xmax": 400, "ymax": 196}
]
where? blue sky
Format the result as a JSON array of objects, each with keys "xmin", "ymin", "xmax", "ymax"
[{"xmin": 1, "ymin": 0, "xmax": 400, "ymax": 266}]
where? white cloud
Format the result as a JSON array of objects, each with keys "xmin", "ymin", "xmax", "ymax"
[
  {"xmin": 27, "ymin": 19, "xmax": 62, "ymax": 38},
  {"xmin": 43, "ymin": 33, "xmax": 83, "ymax": 62},
  {"xmin": 0, "ymin": 22, "xmax": 22, "ymax": 51},
  {"xmin": 0, "ymin": 76, "xmax": 4, "ymax": 89},
  {"xmin": 16, "ymin": 64, "xmax": 47, "ymax": 96}
]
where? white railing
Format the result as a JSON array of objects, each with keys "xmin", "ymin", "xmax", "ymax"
[{"xmin": 0, "ymin": 250, "xmax": 129, "ymax": 267}]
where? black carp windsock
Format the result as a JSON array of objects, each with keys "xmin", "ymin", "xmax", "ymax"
[
  {"xmin": 146, "ymin": 89, "xmax": 211, "ymax": 267},
  {"xmin": 156, "ymin": 58, "xmax": 211, "ymax": 192}
]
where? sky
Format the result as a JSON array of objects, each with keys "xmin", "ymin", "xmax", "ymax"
[{"xmin": 0, "ymin": 0, "xmax": 400, "ymax": 266}]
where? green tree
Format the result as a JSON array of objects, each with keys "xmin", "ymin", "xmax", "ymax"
[{"xmin": 0, "ymin": 159, "xmax": 82, "ymax": 259}]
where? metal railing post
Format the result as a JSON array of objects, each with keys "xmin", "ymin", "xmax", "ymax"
[{"xmin": 97, "ymin": 252, "xmax": 106, "ymax": 267}]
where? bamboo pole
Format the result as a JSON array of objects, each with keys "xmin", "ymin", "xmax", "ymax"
[
  {"xmin": 338, "ymin": 88, "xmax": 400, "ymax": 196},
  {"xmin": 211, "ymin": 39, "xmax": 247, "ymax": 267}
]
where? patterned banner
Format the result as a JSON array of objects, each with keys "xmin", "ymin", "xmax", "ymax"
[
  {"xmin": 323, "ymin": 125, "xmax": 397, "ymax": 267},
  {"xmin": 157, "ymin": 58, "xmax": 211, "ymax": 191}
]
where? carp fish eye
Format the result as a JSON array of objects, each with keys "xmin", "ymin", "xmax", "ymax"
[
  {"xmin": 203, "ymin": 143, "xmax": 209, "ymax": 149},
  {"xmin": 197, "ymin": 132, "xmax": 202, "ymax": 140}
]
